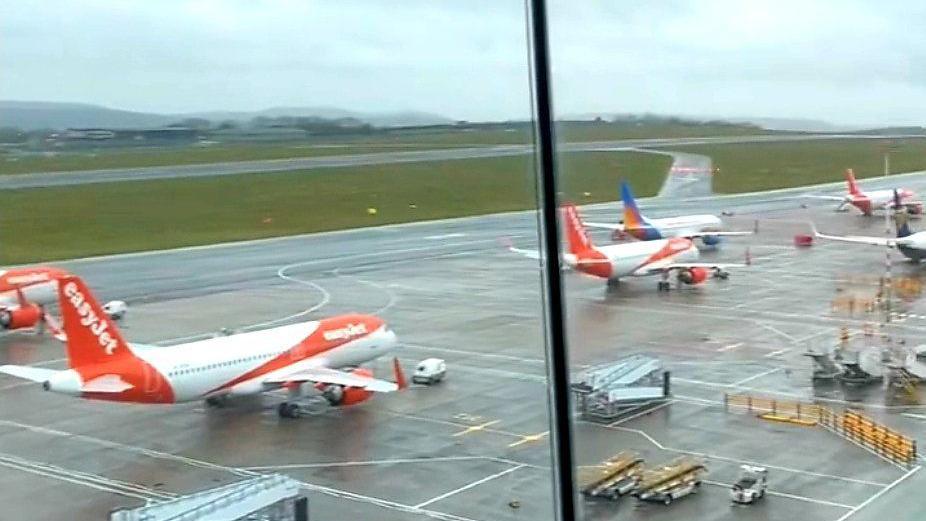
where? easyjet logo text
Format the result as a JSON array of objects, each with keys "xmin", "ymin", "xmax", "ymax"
[
  {"xmin": 323, "ymin": 323, "xmax": 368, "ymax": 342},
  {"xmin": 64, "ymin": 282, "xmax": 118, "ymax": 355}
]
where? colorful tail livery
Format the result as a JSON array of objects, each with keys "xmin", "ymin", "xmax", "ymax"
[
  {"xmin": 620, "ymin": 181, "xmax": 661, "ymax": 240},
  {"xmin": 562, "ymin": 202, "xmax": 595, "ymax": 254},
  {"xmin": 845, "ymin": 169, "xmax": 862, "ymax": 196}
]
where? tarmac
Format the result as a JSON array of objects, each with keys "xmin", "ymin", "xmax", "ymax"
[{"xmin": 2, "ymin": 152, "xmax": 926, "ymax": 521}]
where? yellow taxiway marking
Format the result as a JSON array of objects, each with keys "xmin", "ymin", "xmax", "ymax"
[
  {"xmin": 508, "ymin": 431, "xmax": 549, "ymax": 447},
  {"xmin": 453, "ymin": 420, "xmax": 501, "ymax": 437}
]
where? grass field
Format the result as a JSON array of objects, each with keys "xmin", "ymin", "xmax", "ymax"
[
  {"xmin": 1, "ymin": 150, "xmax": 670, "ymax": 263},
  {"xmin": 667, "ymin": 138, "xmax": 926, "ymax": 193},
  {"xmin": 0, "ymin": 121, "xmax": 761, "ymax": 176}
]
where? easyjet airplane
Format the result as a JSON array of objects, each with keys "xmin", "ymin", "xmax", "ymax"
[
  {"xmin": 510, "ymin": 204, "xmax": 745, "ymax": 291},
  {"xmin": 0, "ymin": 276, "xmax": 402, "ymax": 418},
  {"xmin": 806, "ymin": 169, "xmax": 920, "ymax": 216},
  {"xmin": 584, "ymin": 181, "xmax": 752, "ymax": 246},
  {"xmin": 814, "ymin": 190, "xmax": 926, "ymax": 262},
  {"xmin": 0, "ymin": 266, "xmax": 125, "ymax": 338}
]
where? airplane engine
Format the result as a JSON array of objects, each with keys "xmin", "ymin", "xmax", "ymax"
[
  {"xmin": 677, "ymin": 267, "xmax": 709, "ymax": 285},
  {"xmin": 319, "ymin": 368, "xmax": 375, "ymax": 406},
  {"xmin": 319, "ymin": 384, "xmax": 373, "ymax": 406},
  {"xmin": 0, "ymin": 304, "xmax": 42, "ymax": 330},
  {"xmin": 701, "ymin": 235, "xmax": 721, "ymax": 246}
]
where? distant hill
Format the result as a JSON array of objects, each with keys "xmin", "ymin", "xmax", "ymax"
[
  {"xmin": 0, "ymin": 101, "xmax": 174, "ymax": 130},
  {"xmin": 1, "ymin": 100, "xmax": 454, "ymax": 130}
]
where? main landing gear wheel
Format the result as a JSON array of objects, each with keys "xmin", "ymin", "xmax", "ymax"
[
  {"xmin": 278, "ymin": 402, "xmax": 300, "ymax": 419},
  {"xmin": 205, "ymin": 395, "xmax": 228, "ymax": 408},
  {"xmin": 715, "ymin": 270, "xmax": 730, "ymax": 280},
  {"xmin": 657, "ymin": 281, "xmax": 671, "ymax": 292}
]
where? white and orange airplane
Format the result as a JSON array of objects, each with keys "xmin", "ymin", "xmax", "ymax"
[
  {"xmin": 0, "ymin": 276, "xmax": 402, "ymax": 418},
  {"xmin": 0, "ymin": 266, "xmax": 125, "ymax": 338},
  {"xmin": 806, "ymin": 169, "xmax": 920, "ymax": 216},
  {"xmin": 510, "ymin": 204, "xmax": 746, "ymax": 291}
]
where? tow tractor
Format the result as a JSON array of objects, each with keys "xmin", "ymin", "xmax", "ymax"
[
  {"xmin": 633, "ymin": 456, "xmax": 706, "ymax": 505},
  {"xmin": 731, "ymin": 465, "xmax": 767, "ymax": 504}
]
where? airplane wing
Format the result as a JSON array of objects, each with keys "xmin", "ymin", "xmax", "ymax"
[
  {"xmin": 800, "ymin": 194, "xmax": 847, "ymax": 201},
  {"xmin": 815, "ymin": 231, "xmax": 898, "ymax": 247},
  {"xmin": 638, "ymin": 262, "xmax": 746, "ymax": 275},
  {"xmin": 0, "ymin": 365, "xmax": 58, "ymax": 382},
  {"xmin": 584, "ymin": 221, "xmax": 624, "ymax": 231},
  {"xmin": 0, "ymin": 365, "xmax": 134, "ymax": 393},
  {"xmin": 686, "ymin": 231, "xmax": 754, "ymax": 238},
  {"xmin": 507, "ymin": 246, "xmax": 577, "ymax": 269},
  {"xmin": 263, "ymin": 366, "xmax": 399, "ymax": 392}
]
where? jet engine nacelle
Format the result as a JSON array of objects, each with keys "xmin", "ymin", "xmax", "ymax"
[
  {"xmin": 318, "ymin": 368, "xmax": 375, "ymax": 406},
  {"xmin": 0, "ymin": 304, "xmax": 42, "ymax": 330},
  {"xmin": 677, "ymin": 267, "xmax": 709, "ymax": 285},
  {"xmin": 701, "ymin": 235, "xmax": 722, "ymax": 246}
]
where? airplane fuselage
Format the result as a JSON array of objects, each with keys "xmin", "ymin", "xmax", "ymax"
[
  {"xmin": 571, "ymin": 237, "xmax": 699, "ymax": 280},
  {"xmin": 45, "ymin": 317, "xmax": 398, "ymax": 403}
]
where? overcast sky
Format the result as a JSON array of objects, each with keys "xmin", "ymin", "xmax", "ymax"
[{"xmin": 2, "ymin": 0, "xmax": 925, "ymax": 126}]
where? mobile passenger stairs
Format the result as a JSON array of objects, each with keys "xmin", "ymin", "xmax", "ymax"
[{"xmin": 571, "ymin": 355, "xmax": 670, "ymax": 422}]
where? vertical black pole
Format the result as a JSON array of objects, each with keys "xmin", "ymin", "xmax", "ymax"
[{"xmin": 525, "ymin": 1, "xmax": 578, "ymax": 520}]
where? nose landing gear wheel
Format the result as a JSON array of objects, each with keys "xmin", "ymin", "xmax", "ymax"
[
  {"xmin": 657, "ymin": 281, "xmax": 671, "ymax": 292},
  {"xmin": 278, "ymin": 402, "xmax": 300, "ymax": 419}
]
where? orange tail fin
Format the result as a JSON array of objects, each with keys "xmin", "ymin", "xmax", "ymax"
[
  {"xmin": 57, "ymin": 275, "xmax": 131, "ymax": 368},
  {"xmin": 845, "ymin": 169, "xmax": 862, "ymax": 195},
  {"xmin": 561, "ymin": 203, "xmax": 594, "ymax": 255}
]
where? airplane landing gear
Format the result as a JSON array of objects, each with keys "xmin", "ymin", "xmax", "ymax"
[
  {"xmin": 205, "ymin": 395, "xmax": 229, "ymax": 408},
  {"xmin": 714, "ymin": 269, "xmax": 730, "ymax": 280},
  {"xmin": 657, "ymin": 281, "xmax": 671, "ymax": 292},
  {"xmin": 278, "ymin": 402, "xmax": 301, "ymax": 419}
]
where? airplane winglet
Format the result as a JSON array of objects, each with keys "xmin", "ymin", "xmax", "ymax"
[{"xmin": 393, "ymin": 357, "xmax": 408, "ymax": 391}]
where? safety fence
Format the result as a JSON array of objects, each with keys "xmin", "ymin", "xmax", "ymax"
[{"xmin": 724, "ymin": 393, "xmax": 918, "ymax": 467}]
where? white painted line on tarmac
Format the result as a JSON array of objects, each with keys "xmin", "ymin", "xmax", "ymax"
[
  {"xmin": 0, "ymin": 418, "xmax": 479, "ymax": 521},
  {"xmin": 702, "ymin": 479, "xmax": 854, "ymax": 509},
  {"xmin": 732, "ymin": 367, "xmax": 782, "ymax": 386},
  {"xmin": 833, "ymin": 465, "xmax": 921, "ymax": 521},
  {"xmin": 245, "ymin": 455, "xmax": 495, "ymax": 470},
  {"xmin": 901, "ymin": 412, "xmax": 926, "ymax": 421},
  {"xmin": 764, "ymin": 348, "xmax": 792, "ymax": 358},
  {"xmin": 425, "ymin": 233, "xmax": 467, "ymax": 240},
  {"xmin": 716, "ymin": 342, "xmax": 743, "ymax": 352},
  {"xmin": 607, "ymin": 425, "xmax": 889, "ymax": 487},
  {"xmin": 757, "ymin": 323, "xmax": 798, "ymax": 342},
  {"xmin": 414, "ymin": 464, "xmax": 525, "ymax": 509}
]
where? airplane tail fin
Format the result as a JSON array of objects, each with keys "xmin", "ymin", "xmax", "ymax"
[
  {"xmin": 845, "ymin": 169, "xmax": 862, "ymax": 195},
  {"xmin": 561, "ymin": 203, "xmax": 595, "ymax": 255},
  {"xmin": 57, "ymin": 275, "xmax": 132, "ymax": 369},
  {"xmin": 620, "ymin": 181, "xmax": 647, "ymax": 229}
]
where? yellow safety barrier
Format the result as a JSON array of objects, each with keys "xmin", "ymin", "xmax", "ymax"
[{"xmin": 724, "ymin": 394, "xmax": 918, "ymax": 467}]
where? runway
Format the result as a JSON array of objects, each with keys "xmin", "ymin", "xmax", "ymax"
[
  {"xmin": 2, "ymin": 153, "xmax": 926, "ymax": 520},
  {"xmin": 0, "ymin": 133, "xmax": 902, "ymax": 189}
]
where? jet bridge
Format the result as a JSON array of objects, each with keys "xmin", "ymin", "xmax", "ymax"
[{"xmin": 572, "ymin": 355, "xmax": 670, "ymax": 421}]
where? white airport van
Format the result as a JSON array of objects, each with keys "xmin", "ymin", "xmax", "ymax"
[{"xmin": 413, "ymin": 358, "xmax": 446, "ymax": 385}]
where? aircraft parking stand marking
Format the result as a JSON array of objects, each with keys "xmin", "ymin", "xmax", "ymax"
[
  {"xmin": 453, "ymin": 420, "xmax": 501, "ymax": 437},
  {"xmin": 507, "ymin": 431, "xmax": 549, "ymax": 448},
  {"xmin": 413, "ymin": 464, "xmax": 527, "ymax": 509}
]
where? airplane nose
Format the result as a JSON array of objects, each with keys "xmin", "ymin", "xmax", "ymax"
[{"xmin": 381, "ymin": 328, "xmax": 398, "ymax": 349}]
